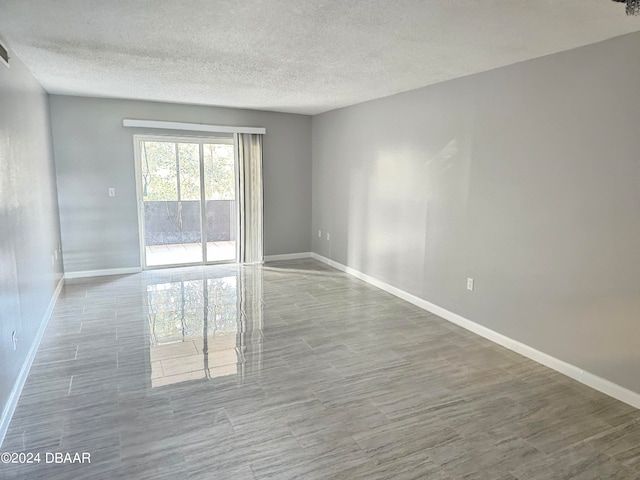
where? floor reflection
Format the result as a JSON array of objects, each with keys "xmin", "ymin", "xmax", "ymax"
[{"xmin": 145, "ymin": 270, "xmax": 262, "ymax": 387}]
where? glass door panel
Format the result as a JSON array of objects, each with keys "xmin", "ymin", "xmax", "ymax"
[
  {"xmin": 203, "ymin": 142, "xmax": 237, "ymax": 263},
  {"xmin": 141, "ymin": 140, "xmax": 203, "ymax": 266}
]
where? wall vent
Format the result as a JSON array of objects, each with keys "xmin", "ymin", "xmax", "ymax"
[{"xmin": 0, "ymin": 40, "xmax": 9, "ymax": 68}]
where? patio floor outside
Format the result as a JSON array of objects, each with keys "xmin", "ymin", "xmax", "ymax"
[{"xmin": 146, "ymin": 241, "xmax": 236, "ymax": 266}]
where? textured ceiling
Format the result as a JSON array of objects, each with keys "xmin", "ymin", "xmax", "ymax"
[{"xmin": 0, "ymin": 1, "xmax": 639, "ymax": 114}]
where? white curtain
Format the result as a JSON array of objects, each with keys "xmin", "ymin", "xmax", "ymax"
[{"xmin": 235, "ymin": 133, "xmax": 264, "ymax": 264}]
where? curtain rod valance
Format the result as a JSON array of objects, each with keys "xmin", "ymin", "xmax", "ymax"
[{"xmin": 122, "ymin": 119, "xmax": 266, "ymax": 135}]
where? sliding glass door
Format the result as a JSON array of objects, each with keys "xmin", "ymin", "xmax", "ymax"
[
  {"xmin": 135, "ymin": 135, "xmax": 237, "ymax": 268},
  {"xmin": 203, "ymin": 141, "xmax": 236, "ymax": 263}
]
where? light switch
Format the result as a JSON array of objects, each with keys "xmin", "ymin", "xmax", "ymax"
[{"xmin": 108, "ymin": 188, "xmax": 115, "ymax": 197}]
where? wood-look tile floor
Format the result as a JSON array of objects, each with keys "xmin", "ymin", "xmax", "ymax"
[{"xmin": 2, "ymin": 259, "xmax": 639, "ymax": 479}]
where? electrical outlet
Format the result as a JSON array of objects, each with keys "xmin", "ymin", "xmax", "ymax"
[
  {"xmin": 108, "ymin": 187, "xmax": 116, "ymax": 197},
  {"xmin": 326, "ymin": 233, "xmax": 331, "ymax": 241},
  {"xmin": 11, "ymin": 331, "xmax": 17, "ymax": 350},
  {"xmin": 318, "ymin": 230, "xmax": 322, "ymax": 238},
  {"xmin": 467, "ymin": 278, "xmax": 474, "ymax": 291}
]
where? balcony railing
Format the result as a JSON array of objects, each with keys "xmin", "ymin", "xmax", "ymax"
[{"xmin": 144, "ymin": 199, "xmax": 236, "ymax": 246}]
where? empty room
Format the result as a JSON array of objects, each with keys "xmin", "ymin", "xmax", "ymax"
[{"xmin": 1, "ymin": 1, "xmax": 640, "ymax": 479}]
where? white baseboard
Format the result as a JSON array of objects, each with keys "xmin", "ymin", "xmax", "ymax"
[
  {"xmin": 264, "ymin": 252, "xmax": 312, "ymax": 262},
  {"xmin": 0, "ymin": 276, "xmax": 64, "ymax": 447},
  {"xmin": 310, "ymin": 252, "xmax": 640, "ymax": 410},
  {"xmin": 64, "ymin": 267, "xmax": 142, "ymax": 279}
]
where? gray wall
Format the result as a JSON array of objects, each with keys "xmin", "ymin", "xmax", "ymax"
[
  {"xmin": 312, "ymin": 33, "xmax": 640, "ymax": 393},
  {"xmin": 49, "ymin": 96, "xmax": 312, "ymax": 273},
  {"xmin": 0, "ymin": 48, "xmax": 63, "ymax": 423}
]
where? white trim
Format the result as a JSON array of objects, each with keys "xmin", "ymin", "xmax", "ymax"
[
  {"xmin": 310, "ymin": 253, "xmax": 640, "ymax": 410},
  {"xmin": 133, "ymin": 135, "xmax": 146, "ymax": 269},
  {"xmin": 64, "ymin": 267, "xmax": 142, "ymax": 279},
  {"xmin": 0, "ymin": 277, "xmax": 64, "ymax": 447},
  {"xmin": 264, "ymin": 252, "xmax": 312, "ymax": 262},
  {"xmin": 123, "ymin": 119, "xmax": 266, "ymax": 135}
]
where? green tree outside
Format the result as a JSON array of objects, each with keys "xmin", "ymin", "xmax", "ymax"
[{"xmin": 141, "ymin": 141, "xmax": 235, "ymax": 201}]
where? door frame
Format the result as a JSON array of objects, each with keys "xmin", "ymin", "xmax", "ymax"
[{"xmin": 133, "ymin": 133, "xmax": 237, "ymax": 269}]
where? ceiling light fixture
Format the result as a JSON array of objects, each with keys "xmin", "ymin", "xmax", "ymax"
[{"xmin": 612, "ymin": 0, "xmax": 640, "ymax": 15}]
